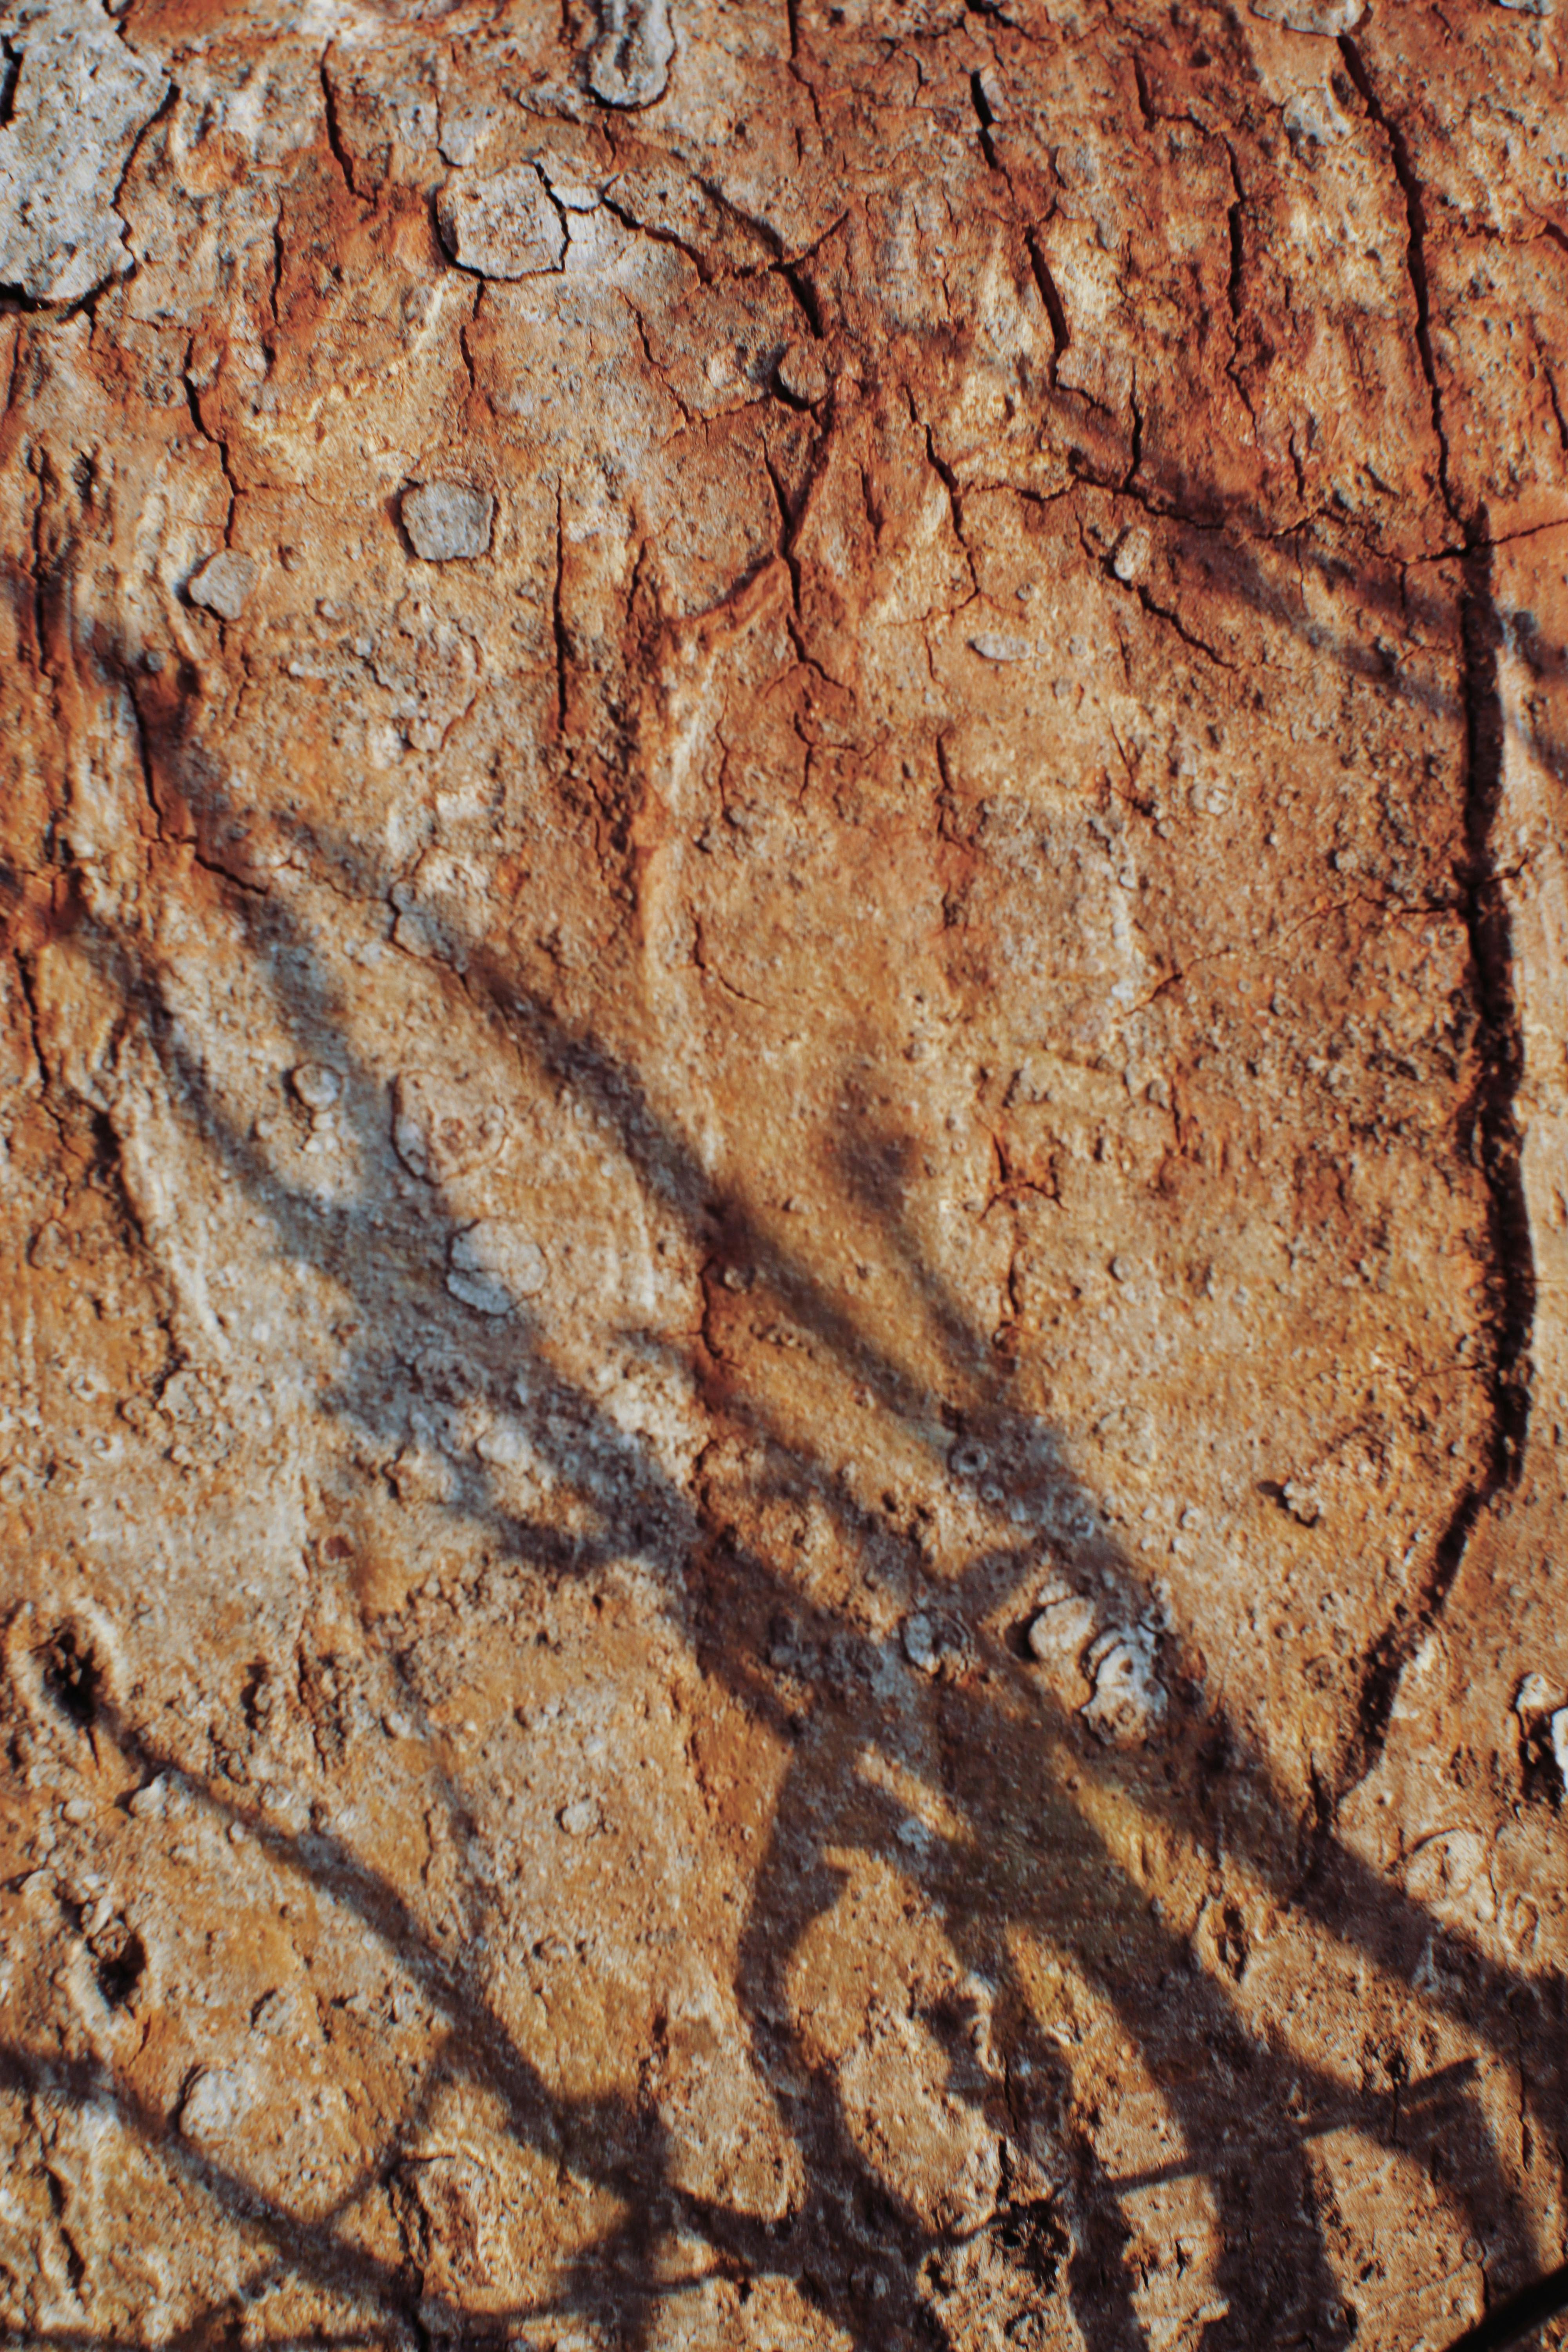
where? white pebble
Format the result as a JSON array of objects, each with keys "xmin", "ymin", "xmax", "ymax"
[
  {"xmin": 1515, "ymin": 1672, "xmax": 1558, "ymax": 1719},
  {"xmin": 559, "ymin": 1798, "xmax": 598, "ymax": 1837}
]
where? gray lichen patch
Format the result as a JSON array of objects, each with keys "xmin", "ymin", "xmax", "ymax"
[{"xmin": 0, "ymin": 0, "xmax": 167, "ymax": 305}]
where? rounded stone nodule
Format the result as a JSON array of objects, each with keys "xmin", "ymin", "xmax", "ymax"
[{"xmin": 402, "ymin": 480, "xmax": 495, "ymax": 563}]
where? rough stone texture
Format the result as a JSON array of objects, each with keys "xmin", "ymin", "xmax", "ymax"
[
  {"xmin": 0, "ymin": 0, "xmax": 168, "ymax": 305},
  {"xmin": 402, "ymin": 479, "xmax": 497, "ymax": 563},
  {"xmin": 0, "ymin": 0, "xmax": 1566, "ymax": 2347}
]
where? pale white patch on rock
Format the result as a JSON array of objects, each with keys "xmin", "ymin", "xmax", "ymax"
[
  {"xmin": 0, "ymin": 0, "xmax": 169, "ymax": 305},
  {"xmin": 188, "ymin": 551, "xmax": 258, "ymax": 621},
  {"xmin": 1251, "ymin": 0, "xmax": 1362, "ymax": 29},
  {"xmin": 447, "ymin": 1220, "xmax": 546, "ymax": 1315},
  {"xmin": 1282, "ymin": 83, "xmax": 1355, "ymax": 145},
  {"xmin": 402, "ymin": 481, "xmax": 494, "ymax": 563},
  {"xmin": 436, "ymin": 164, "xmax": 565, "ymax": 279},
  {"xmin": 1514, "ymin": 1671, "xmax": 1560, "ymax": 1720}
]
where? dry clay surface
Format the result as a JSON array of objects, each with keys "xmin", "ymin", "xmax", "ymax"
[{"xmin": 1, "ymin": 0, "xmax": 1568, "ymax": 2343}]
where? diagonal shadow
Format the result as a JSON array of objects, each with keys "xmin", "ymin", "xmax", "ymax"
[
  {"xmin": 25, "ymin": 817, "xmax": 1550, "ymax": 2352},
  {"xmin": 7, "ymin": 316, "xmax": 1565, "ymax": 2342}
]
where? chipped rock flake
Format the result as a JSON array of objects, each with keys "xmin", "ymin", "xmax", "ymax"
[
  {"xmin": 402, "ymin": 482, "xmax": 495, "ymax": 563},
  {"xmin": 1027, "ymin": 1593, "xmax": 1097, "ymax": 1665},
  {"xmin": 436, "ymin": 165, "xmax": 566, "ymax": 279},
  {"xmin": 447, "ymin": 1220, "xmax": 546, "ymax": 1314},
  {"xmin": 188, "ymin": 551, "xmax": 258, "ymax": 621},
  {"xmin": 0, "ymin": 0, "xmax": 168, "ymax": 304},
  {"xmin": 968, "ymin": 631, "xmax": 1035, "ymax": 664}
]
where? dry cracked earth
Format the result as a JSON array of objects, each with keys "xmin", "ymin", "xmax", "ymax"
[{"xmin": 1, "ymin": 0, "xmax": 1568, "ymax": 2343}]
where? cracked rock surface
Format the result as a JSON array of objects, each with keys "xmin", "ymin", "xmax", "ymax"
[{"xmin": 0, "ymin": 0, "xmax": 1566, "ymax": 2345}]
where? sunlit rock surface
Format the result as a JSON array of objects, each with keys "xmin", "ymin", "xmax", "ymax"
[{"xmin": 1, "ymin": 0, "xmax": 1566, "ymax": 2343}]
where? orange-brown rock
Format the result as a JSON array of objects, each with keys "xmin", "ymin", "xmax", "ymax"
[{"xmin": 1, "ymin": 0, "xmax": 1566, "ymax": 2343}]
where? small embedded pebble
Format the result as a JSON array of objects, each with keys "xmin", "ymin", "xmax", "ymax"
[
  {"xmin": 559, "ymin": 1798, "xmax": 598, "ymax": 1837},
  {"xmin": 179, "ymin": 2067, "xmax": 250, "ymax": 2145},
  {"xmin": 290, "ymin": 1062, "xmax": 341, "ymax": 1113},
  {"xmin": 447, "ymin": 1220, "xmax": 546, "ymax": 1314},
  {"xmin": 968, "ymin": 631, "xmax": 1034, "ymax": 664},
  {"xmin": 777, "ymin": 341, "xmax": 829, "ymax": 404},
  {"xmin": 403, "ymin": 481, "xmax": 495, "ymax": 563},
  {"xmin": 63, "ymin": 1796, "xmax": 93, "ymax": 1823},
  {"xmin": 1112, "ymin": 526, "xmax": 1151, "ymax": 585},
  {"xmin": 1027, "ymin": 1595, "xmax": 1097, "ymax": 1664},
  {"xmin": 901, "ymin": 1611, "xmax": 968, "ymax": 1678},
  {"xmin": 188, "ymin": 550, "xmax": 258, "ymax": 620}
]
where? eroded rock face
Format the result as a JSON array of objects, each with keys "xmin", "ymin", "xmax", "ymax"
[{"xmin": 1, "ymin": 0, "xmax": 1566, "ymax": 2345}]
